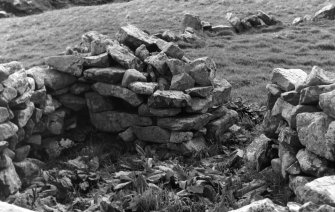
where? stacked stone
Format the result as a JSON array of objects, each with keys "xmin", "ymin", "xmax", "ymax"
[
  {"xmin": 261, "ymin": 66, "xmax": 335, "ymax": 207},
  {"xmin": 0, "ymin": 25, "xmax": 235, "ymax": 199}
]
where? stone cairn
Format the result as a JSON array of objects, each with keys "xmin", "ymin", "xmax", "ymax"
[
  {"xmin": 247, "ymin": 66, "xmax": 335, "ymax": 210},
  {"xmin": 0, "ymin": 24, "xmax": 235, "ymax": 200}
]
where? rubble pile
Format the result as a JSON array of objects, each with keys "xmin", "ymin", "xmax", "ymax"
[
  {"xmin": 0, "ymin": 24, "xmax": 236, "ymax": 201},
  {"xmin": 245, "ymin": 65, "xmax": 335, "ymax": 210}
]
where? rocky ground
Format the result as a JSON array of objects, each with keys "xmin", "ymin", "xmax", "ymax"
[{"xmin": 0, "ymin": 1, "xmax": 335, "ymax": 212}]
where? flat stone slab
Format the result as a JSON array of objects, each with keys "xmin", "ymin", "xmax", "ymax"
[
  {"xmin": 157, "ymin": 113, "xmax": 212, "ymax": 131},
  {"xmin": 92, "ymin": 82, "xmax": 143, "ymax": 107},
  {"xmin": 271, "ymin": 68, "xmax": 307, "ymax": 91},
  {"xmin": 132, "ymin": 126, "xmax": 170, "ymax": 143},
  {"xmin": 148, "ymin": 90, "xmax": 191, "ymax": 108},
  {"xmin": 83, "ymin": 67, "xmax": 126, "ymax": 84},
  {"xmin": 83, "ymin": 53, "xmax": 110, "ymax": 68},
  {"xmin": 89, "ymin": 111, "xmax": 152, "ymax": 133},
  {"xmin": 185, "ymin": 86, "xmax": 213, "ymax": 98},
  {"xmin": 45, "ymin": 55, "xmax": 84, "ymax": 77}
]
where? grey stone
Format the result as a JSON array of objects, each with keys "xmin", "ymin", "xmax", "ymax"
[
  {"xmin": 89, "ymin": 111, "xmax": 152, "ymax": 133},
  {"xmin": 296, "ymin": 66, "xmax": 335, "ymax": 92},
  {"xmin": 116, "ymin": 25, "xmax": 156, "ymax": 50},
  {"xmin": 43, "ymin": 94, "xmax": 62, "ymax": 114},
  {"xmin": 118, "ymin": 128, "xmax": 136, "ymax": 142},
  {"xmin": 162, "ymin": 42, "xmax": 184, "ymax": 60},
  {"xmin": 26, "ymin": 134, "xmax": 42, "ymax": 145},
  {"xmin": 245, "ymin": 134, "xmax": 272, "ymax": 171},
  {"xmin": 271, "ymin": 68, "xmax": 307, "ymax": 91},
  {"xmin": 14, "ymin": 158, "xmax": 41, "ymax": 186},
  {"xmin": 83, "ymin": 67, "xmax": 126, "ymax": 84},
  {"xmin": 107, "ymin": 44, "xmax": 143, "ymax": 70},
  {"xmin": 189, "ymin": 57, "xmax": 216, "ymax": 86},
  {"xmin": 83, "ymin": 53, "xmax": 110, "ymax": 68},
  {"xmin": 2, "ymin": 70, "xmax": 29, "ymax": 96},
  {"xmin": 271, "ymin": 158, "xmax": 281, "ymax": 174},
  {"xmin": 0, "ymin": 61, "xmax": 24, "ymax": 82},
  {"xmin": 135, "ymin": 44, "xmax": 150, "ymax": 61},
  {"xmin": 26, "ymin": 67, "xmax": 76, "ymax": 90},
  {"xmin": 145, "ymin": 52, "xmax": 169, "ymax": 75},
  {"xmin": 257, "ymin": 10, "xmax": 279, "ymax": 25},
  {"xmin": 0, "ymin": 107, "xmax": 10, "ymax": 123},
  {"xmin": 149, "ymin": 107, "xmax": 181, "ymax": 117},
  {"xmin": 185, "ymin": 86, "xmax": 213, "ymax": 98},
  {"xmin": 13, "ymin": 102, "xmax": 35, "ymax": 128},
  {"xmin": 296, "ymin": 149, "xmax": 334, "ymax": 177},
  {"xmin": 292, "ymin": 17, "xmax": 303, "ymax": 25},
  {"xmin": 278, "ymin": 127, "xmax": 302, "ymax": 149},
  {"xmin": 229, "ymin": 198, "xmax": 287, "ymax": 212},
  {"xmin": 319, "ymin": 90, "xmax": 335, "ymax": 119},
  {"xmin": 70, "ymin": 83, "xmax": 91, "ymax": 95},
  {"xmin": 182, "ymin": 13, "xmax": 202, "ymax": 31},
  {"xmin": 170, "ymin": 73, "xmax": 195, "ymax": 91},
  {"xmin": 297, "ymin": 112, "xmax": 335, "ymax": 161},
  {"xmin": 300, "ymin": 83, "xmax": 335, "ymax": 105},
  {"xmin": 281, "ymin": 91, "xmax": 300, "ymax": 106},
  {"xmin": 157, "ymin": 77, "xmax": 170, "ymax": 90},
  {"xmin": 148, "ymin": 90, "xmax": 191, "ymax": 108},
  {"xmin": 47, "ymin": 109, "xmax": 66, "ymax": 135},
  {"xmin": 185, "ymin": 96, "xmax": 213, "ymax": 114},
  {"xmin": 213, "ymin": 78, "xmax": 232, "ymax": 106},
  {"xmin": 0, "ymin": 87, "xmax": 17, "ymax": 105},
  {"xmin": 170, "ymin": 131, "xmax": 193, "ymax": 143},
  {"xmin": 166, "ymin": 58, "xmax": 190, "ymax": 75},
  {"xmin": 14, "ymin": 145, "xmax": 30, "ymax": 162},
  {"xmin": 92, "ymin": 82, "xmax": 143, "ymax": 107},
  {"xmin": 85, "ymin": 92, "xmax": 115, "ymax": 113},
  {"xmin": 45, "ymin": 55, "xmax": 84, "ymax": 77},
  {"xmin": 121, "ymin": 69, "xmax": 147, "ymax": 88},
  {"xmin": 286, "ymin": 161, "xmax": 301, "ymax": 175},
  {"xmin": 313, "ymin": 4, "xmax": 335, "ymax": 20},
  {"xmin": 0, "ymin": 159, "xmax": 21, "ymax": 199},
  {"xmin": 58, "ymin": 94, "xmax": 86, "ymax": 111},
  {"xmin": 128, "ymin": 82, "xmax": 158, "ymax": 95},
  {"xmin": 133, "ymin": 126, "xmax": 170, "ymax": 143},
  {"xmin": 158, "ymin": 113, "xmax": 212, "ymax": 131},
  {"xmin": 30, "ymin": 87, "xmax": 47, "ymax": 106}
]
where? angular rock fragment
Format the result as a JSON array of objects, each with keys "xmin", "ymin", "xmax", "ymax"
[
  {"xmin": 296, "ymin": 66, "xmax": 335, "ymax": 92},
  {"xmin": 84, "ymin": 67, "xmax": 126, "ymax": 84},
  {"xmin": 170, "ymin": 73, "xmax": 195, "ymax": 91},
  {"xmin": 158, "ymin": 113, "xmax": 212, "ymax": 131},
  {"xmin": 0, "ymin": 159, "xmax": 21, "ymax": 199},
  {"xmin": 118, "ymin": 128, "xmax": 136, "ymax": 142},
  {"xmin": 281, "ymin": 91, "xmax": 300, "ymax": 106},
  {"xmin": 2, "ymin": 70, "xmax": 29, "ymax": 96},
  {"xmin": 319, "ymin": 90, "xmax": 335, "ymax": 119},
  {"xmin": 108, "ymin": 44, "xmax": 143, "ymax": 70},
  {"xmin": 0, "ymin": 61, "xmax": 23, "ymax": 82},
  {"xmin": 92, "ymin": 82, "xmax": 143, "ymax": 107},
  {"xmin": 129, "ymin": 82, "xmax": 158, "ymax": 95},
  {"xmin": 45, "ymin": 55, "xmax": 84, "ymax": 77},
  {"xmin": 162, "ymin": 42, "xmax": 184, "ymax": 60},
  {"xmin": 271, "ymin": 68, "xmax": 307, "ymax": 91},
  {"xmin": 148, "ymin": 90, "xmax": 191, "ymax": 108},
  {"xmin": 47, "ymin": 109, "xmax": 66, "ymax": 135},
  {"xmin": 313, "ymin": 3, "xmax": 335, "ymax": 20},
  {"xmin": 116, "ymin": 25, "xmax": 156, "ymax": 50},
  {"xmin": 166, "ymin": 58, "xmax": 190, "ymax": 75},
  {"xmin": 145, "ymin": 52, "xmax": 169, "ymax": 75},
  {"xmin": 229, "ymin": 198, "xmax": 287, "ymax": 212},
  {"xmin": 185, "ymin": 96, "xmax": 213, "ymax": 113},
  {"xmin": 212, "ymin": 78, "xmax": 231, "ymax": 106},
  {"xmin": 135, "ymin": 44, "xmax": 150, "ymax": 61},
  {"xmin": 185, "ymin": 86, "xmax": 213, "ymax": 98},
  {"xmin": 189, "ymin": 57, "xmax": 216, "ymax": 86},
  {"xmin": 83, "ymin": 53, "xmax": 110, "ymax": 68},
  {"xmin": 300, "ymin": 83, "xmax": 335, "ymax": 105},
  {"xmin": 13, "ymin": 102, "xmax": 35, "ymax": 128},
  {"xmin": 121, "ymin": 69, "xmax": 147, "ymax": 88},
  {"xmin": 89, "ymin": 111, "xmax": 152, "ymax": 133},
  {"xmin": 14, "ymin": 145, "xmax": 30, "ymax": 162}
]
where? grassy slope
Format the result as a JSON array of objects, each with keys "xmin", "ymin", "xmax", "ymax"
[{"xmin": 1, "ymin": 0, "xmax": 335, "ymax": 103}]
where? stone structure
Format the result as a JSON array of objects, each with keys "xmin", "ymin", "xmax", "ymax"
[{"xmin": 0, "ymin": 25, "xmax": 234, "ymax": 200}]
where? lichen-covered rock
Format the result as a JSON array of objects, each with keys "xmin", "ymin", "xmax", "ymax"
[
  {"xmin": 158, "ymin": 113, "xmax": 212, "ymax": 131},
  {"xmin": 108, "ymin": 44, "xmax": 143, "ymax": 70},
  {"xmin": 89, "ymin": 111, "xmax": 152, "ymax": 133},
  {"xmin": 2, "ymin": 70, "xmax": 29, "ymax": 96},
  {"xmin": 83, "ymin": 67, "xmax": 126, "ymax": 84},
  {"xmin": 92, "ymin": 82, "xmax": 143, "ymax": 107},
  {"xmin": 212, "ymin": 78, "xmax": 231, "ymax": 106},
  {"xmin": 271, "ymin": 68, "xmax": 307, "ymax": 91},
  {"xmin": 135, "ymin": 44, "xmax": 150, "ymax": 61},
  {"xmin": 297, "ymin": 112, "xmax": 335, "ymax": 161},
  {"xmin": 148, "ymin": 90, "xmax": 191, "ymax": 108},
  {"xmin": 189, "ymin": 57, "xmax": 216, "ymax": 86},
  {"xmin": 0, "ymin": 61, "xmax": 24, "ymax": 82},
  {"xmin": 144, "ymin": 53, "xmax": 169, "ymax": 75},
  {"xmin": 13, "ymin": 102, "xmax": 35, "ymax": 128},
  {"xmin": 45, "ymin": 55, "xmax": 84, "ymax": 77}
]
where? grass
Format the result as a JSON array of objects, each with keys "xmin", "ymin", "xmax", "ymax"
[{"xmin": 1, "ymin": 0, "xmax": 335, "ymax": 103}]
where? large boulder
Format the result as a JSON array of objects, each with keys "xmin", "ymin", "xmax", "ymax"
[
  {"xmin": 271, "ymin": 68, "xmax": 307, "ymax": 91},
  {"xmin": 298, "ymin": 176, "xmax": 335, "ymax": 207},
  {"xmin": 89, "ymin": 111, "xmax": 152, "ymax": 133},
  {"xmin": 297, "ymin": 112, "xmax": 335, "ymax": 161},
  {"xmin": 313, "ymin": 4, "xmax": 335, "ymax": 20},
  {"xmin": 83, "ymin": 67, "xmax": 126, "ymax": 84},
  {"xmin": 92, "ymin": 82, "xmax": 143, "ymax": 107},
  {"xmin": 45, "ymin": 55, "xmax": 84, "ymax": 77}
]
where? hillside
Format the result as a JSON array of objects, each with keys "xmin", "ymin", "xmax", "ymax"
[{"xmin": 1, "ymin": 0, "xmax": 335, "ymax": 102}]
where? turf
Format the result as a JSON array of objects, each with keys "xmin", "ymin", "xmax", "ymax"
[{"xmin": 1, "ymin": 0, "xmax": 335, "ymax": 103}]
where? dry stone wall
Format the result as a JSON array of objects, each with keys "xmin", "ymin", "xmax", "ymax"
[
  {"xmin": 0, "ymin": 24, "xmax": 235, "ymax": 200},
  {"xmin": 246, "ymin": 65, "xmax": 335, "ymax": 210}
]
